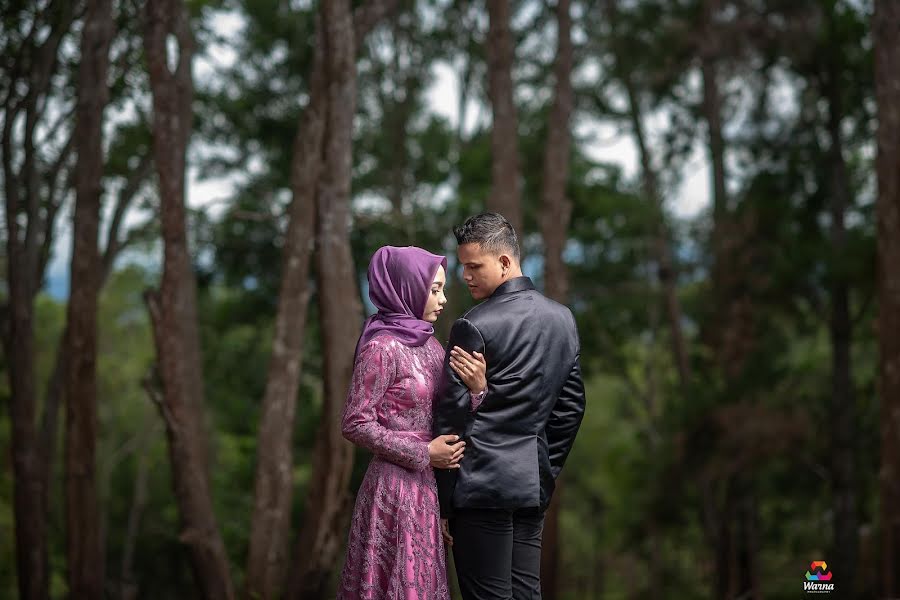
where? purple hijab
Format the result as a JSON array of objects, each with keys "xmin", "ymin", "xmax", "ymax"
[{"xmin": 354, "ymin": 246, "xmax": 448, "ymax": 359}]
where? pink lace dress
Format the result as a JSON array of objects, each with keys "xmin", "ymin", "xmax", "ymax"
[{"xmin": 337, "ymin": 333, "xmax": 451, "ymax": 600}]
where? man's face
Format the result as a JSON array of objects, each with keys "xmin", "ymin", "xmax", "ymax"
[{"xmin": 457, "ymin": 243, "xmax": 506, "ymax": 300}]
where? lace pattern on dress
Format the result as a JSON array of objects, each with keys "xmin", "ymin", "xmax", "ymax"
[{"xmin": 337, "ymin": 335, "xmax": 451, "ymax": 600}]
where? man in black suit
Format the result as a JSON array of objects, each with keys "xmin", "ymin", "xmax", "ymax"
[{"xmin": 433, "ymin": 212, "xmax": 586, "ymax": 600}]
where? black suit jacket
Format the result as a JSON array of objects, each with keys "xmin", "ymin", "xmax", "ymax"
[{"xmin": 433, "ymin": 276, "xmax": 586, "ymax": 517}]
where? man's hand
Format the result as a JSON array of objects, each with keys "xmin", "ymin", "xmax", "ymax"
[
  {"xmin": 428, "ymin": 434, "xmax": 465, "ymax": 469},
  {"xmin": 441, "ymin": 519, "xmax": 453, "ymax": 546}
]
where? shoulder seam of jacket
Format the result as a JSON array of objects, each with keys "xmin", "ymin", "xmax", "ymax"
[{"xmin": 456, "ymin": 317, "xmax": 486, "ymax": 350}]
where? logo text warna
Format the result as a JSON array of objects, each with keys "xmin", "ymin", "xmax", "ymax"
[{"xmin": 804, "ymin": 561, "xmax": 834, "ymax": 595}]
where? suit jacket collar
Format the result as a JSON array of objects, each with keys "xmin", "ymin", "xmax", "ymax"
[{"xmin": 491, "ymin": 276, "xmax": 535, "ymax": 297}]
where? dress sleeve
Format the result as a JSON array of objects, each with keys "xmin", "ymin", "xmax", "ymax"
[
  {"xmin": 341, "ymin": 339, "xmax": 431, "ymax": 471},
  {"xmin": 469, "ymin": 388, "xmax": 487, "ymax": 412}
]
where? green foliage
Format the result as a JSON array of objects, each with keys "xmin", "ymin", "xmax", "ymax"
[{"xmin": 0, "ymin": 0, "xmax": 886, "ymax": 597}]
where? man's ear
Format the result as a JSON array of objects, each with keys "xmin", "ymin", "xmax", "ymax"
[{"xmin": 499, "ymin": 254, "xmax": 512, "ymax": 272}]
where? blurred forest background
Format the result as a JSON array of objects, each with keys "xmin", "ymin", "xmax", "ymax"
[{"xmin": 2, "ymin": 0, "xmax": 900, "ymax": 598}]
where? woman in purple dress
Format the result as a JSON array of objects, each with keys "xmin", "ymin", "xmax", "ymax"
[{"xmin": 336, "ymin": 246, "xmax": 486, "ymax": 600}]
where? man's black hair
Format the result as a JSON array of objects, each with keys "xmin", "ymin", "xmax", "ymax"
[{"xmin": 453, "ymin": 212, "xmax": 521, "ymax": 262}]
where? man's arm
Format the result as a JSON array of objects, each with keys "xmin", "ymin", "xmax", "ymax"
[
  {"xmin": 546, "ymin": 339, "xmax": 586, "ymax": 480},
  {"xmin": 433, "ymin": 317, "xmax": 485, "ymax": 517}
]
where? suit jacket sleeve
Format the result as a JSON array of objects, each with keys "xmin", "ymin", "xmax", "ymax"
[
  {"xmin": 433, "ymin": 317, "xmax": 485, "ymax": 517},
  {"xmin": 546, "ymin": 319, "xmax": 586, "ymax": 479}
]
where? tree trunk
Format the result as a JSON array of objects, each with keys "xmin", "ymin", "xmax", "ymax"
[
  {"xmin": 540, "ymin": 0, "xmax": 574, "ymax": 306},
  {"xmin": 701, "ymin": 53, "xmax": 727, "ymax": 247},
  {"xmin": 700, "ymin": 0, "xmax": 738, "ymax": 370},
  {"xmin": 699, "ymin": 485, "xmax": 729, "ymax": 600},
  {"xmin": 699, "ymin": 0, "xmax": 729, "ymax": 320},
  {"xmin": 287, "ymin": 0, "xmax": 362, "ymax": 597},
  {"xmin": 245, "ymin": 4, "xmax": 399, "ymax": 597},
  {"xmin": 245, "ymin": 17, "xmax": 326, "ymax": 600},
  {"xmin": 1, "ymin": 4, "xmax": 77, "ymax": 597},
  {"xmin": 601, "ymin": 0, "xmax": 690, "ymax": 388},
  {"xmin": 710, "ymin": 481, "xmax": 760, "ymax": 600},
  {"xmin": 143, "ymin": 1, "xmax": 236, "ymax": 597},
  {"xmin": 43, "ymin": 151, "xmax": 152, "ymax": 537},
  {"xmin": 3, "ymin": 185, "xmax": 48, "ymax": 600},
  {"xmin": 40, "ymin": 329, "xmax": 66, "ymax": 533},
  {"xmin": 622, "ymin": 79, "xmax": 690, "ymax": 388},
  {"xmin": 119, "ymin": 405, "xmax": 155, "ymax": 600},
  {"xmin": 65, "ymin": 0, "xmax": 114, "ymax": 596},
  {"xmin": 735, "ymin": 486, "xmax": 761, "ymax": 599},
  {"xmin": 37, "ymin": 151, "xmax": 152, "ymax": 574},
  {"xmin": 873, "ymin": 0, "xmax": 900, "ymax": 595},
  {"xmin": 538, "ymin": 0, "xmax": 574, "ymax": 595},
  {"xmin": 700, "ymin": 5, "xmax": 759, "ymax": 597},
  {"xmin": 824, "ymin": 57, "xmax": 859, "ymax": 596},
  {"xmin": 485, "ymin": 0, "xmax": 523, "ymax": 235}
]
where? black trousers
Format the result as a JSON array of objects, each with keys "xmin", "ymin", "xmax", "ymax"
[{"xmin": 450, "ymin": 507, "xmax": 544, "ymax": 600}]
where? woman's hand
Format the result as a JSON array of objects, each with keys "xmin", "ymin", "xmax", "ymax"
[
  {"xmin": 441, "ymin": 519, "xmax": 453, "ymax": 546},
  {"xmin": 428, "ymin": 434, "xmax": 465, "ymax": 469},
  {"xmin": 449, "ymin": 346, "xmax": 487, "ymax": 394}
]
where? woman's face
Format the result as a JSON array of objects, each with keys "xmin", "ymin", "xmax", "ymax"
[{"xmin": 422, "ymin": 265, "xmax": 447, "ymax": 322}]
